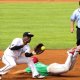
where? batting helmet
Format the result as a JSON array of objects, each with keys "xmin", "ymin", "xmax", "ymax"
[{"xmin": 32, "ymin": 57, "xmax": 39, "ymax": 63}]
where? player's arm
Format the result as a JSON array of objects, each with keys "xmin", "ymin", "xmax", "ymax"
[
  {"xmin": 10, "ymin": 45, "xmax": 24, "ymax": 50},
  {"xmin": 24, "ymin": 43, "xmax": 45, "ymax": 57},
  {"xmin": 70, "ymin": 20, "xmax": 75, "ymax": 33},
  {"xmin": 24, "ymin": 49, "xmax": 38, "ymax": 57},
  {"xmin": 9, "ymin": 38, "xmax": 25, "ymax": 50},
  {"xmin": 11, "ymin": 69, "xmax": 26, "ymax": 74},
  {"xmin": 70, "ymin": 10, "xmax": 76, "ymax": 33},
  {"xmin": 23, "ymin": 45, "xmax": 33, "ymax": 57},
  {"xmin": 25, "ymin": 52, "xmax": 33, "ymax": 57}
]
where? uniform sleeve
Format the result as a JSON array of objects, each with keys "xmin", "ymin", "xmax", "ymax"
[
  {"xmin": 70, "ymin": 10, "xmax": 77, "ymax": 21},
  {"xmin": 23, "ymin": 44, "xmax": 31, "ymax": 53},
  {"xmin": 25, "ymin": 62, "xmax": 49, "ymax": 76},
  {"xmin": 25, "ymin": 67, "xmax": 31, "ymax": 73},
  {"xmin": 9, "ymin": 38, "xmax": 19, "ymax": 49}
]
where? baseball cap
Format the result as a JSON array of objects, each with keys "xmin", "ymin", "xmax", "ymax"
[
  {"xmin": 23, "ymin": 32, "xmax": 34, "ymax": 37},
  {"xmin": 32, "ymin": 57, "xmax": 39, "ymax": 63}
]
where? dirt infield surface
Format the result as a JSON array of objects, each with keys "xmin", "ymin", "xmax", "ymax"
[
  {"xmin": 0, "ymin": 0, "xmax": 80, "ymax": 80},
  {"xmin": 0, "ymin": 50, "xmax": 80, "ymax": 80}
]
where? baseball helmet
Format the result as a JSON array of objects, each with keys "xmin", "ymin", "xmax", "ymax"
[
  {"xmin": 23, "ymin": 32, "xmax": 34, "ymax": 37},
  {"xmin": 32, "ymin": 57, "xmax": 39, "ymax": 63}
]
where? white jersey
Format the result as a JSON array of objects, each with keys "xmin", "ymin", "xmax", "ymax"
[
  {"xmin": 4, "ymin": 38, "xmax": 30, "ymax": 58},
  {"xmin": 70, "ymin": 8, "xmax": 80, "ymax": 28}
]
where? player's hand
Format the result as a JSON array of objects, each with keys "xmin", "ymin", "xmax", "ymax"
[
  {"xmin": 33, "ymin": 43, "xmax": 45, "ymax": 55},
  {"xmin": 70, "ymin": 28, "xmax": 74, "ymax": 33}
]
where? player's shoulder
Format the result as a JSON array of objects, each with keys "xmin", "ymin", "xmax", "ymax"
[
  {"xmin": 13, "ymin": 38, "xmax": 22, "ymax": 41},
  {"xmin": 73, "ymin": 8, "xmax": 79, "ymax": 13},
  {"xmin": 24, "ymin": 43, "xmax": 30, "ymax": 47}
]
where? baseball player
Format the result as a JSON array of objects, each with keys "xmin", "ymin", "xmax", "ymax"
[
  {"xmin": 0, "ymin": 32, "xmax": 45, "ymax": 79},
  {"xmin": 70, "ymin": 1, "xmax": 80, "ymax": 46},
  {"xmin": 47, "ymin": 47, "xmax": 79, "ymax": 74},
  {"xmin": 12, "ymin": 56, "xmax": 49, "ymax": 76},
  {"xmin": 12, "ymin": 46, "xmax": 80, "ymax": 76}
]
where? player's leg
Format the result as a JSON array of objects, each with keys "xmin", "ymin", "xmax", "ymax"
[
  {"xmin": 64, "ymin": 52, "xmax": 73, "ymax": 70},
  {"xmin": 76, "ymin": 27, "xmax": 80, "ymax": 47},
  {"xmin": 73, "ymin": 45, "xmax": 80, "ymax": 58},
  {"xmin": 16, "ymin": 56, "xmax": 45, "ymax": 78},
  {"xmin": 11, "ymin": 69, "xmax": 26, "ymax": 74},
  {"xmin": 67, "ymin": 46, "xmax": 80, "ymax": 69},
  {"xmin": 0, "ymin": 55, "xmax": 16, "ymax": 75},
  {"xmin": 47, "ymin": 53, "xmax": 73, "ymax": 75}
]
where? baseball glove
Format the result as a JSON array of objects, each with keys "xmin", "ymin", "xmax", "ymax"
[{"xmin": 34, "ymin": 43, "xmax": 45, "ymax": 55}]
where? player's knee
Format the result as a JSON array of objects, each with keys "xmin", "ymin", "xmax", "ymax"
[
  {"xmin": 65, "ymin": 67, "xmax": 69, "ymax": 71},
  {"xmin": 9, "ymin": 63, "xmax": 16, "ymax": 68},
  {"xmin": 47, "ymin": 63, "xmax": 58, "ymax": 73},
  {"xmin": 63, "ymin": 65, "xmax": 70, "ymax": 72},
  {"xmin": 47, "ymin": 63, "xmax": 70, "ymax": 74}
]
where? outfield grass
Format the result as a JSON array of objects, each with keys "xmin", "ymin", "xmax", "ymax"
[{"xmin": 0, "ymin": 2, "xmax": 78, "ymax": 50}]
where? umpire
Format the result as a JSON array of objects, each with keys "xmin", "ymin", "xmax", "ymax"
[{"xmin": 70, "ymin": 1, "xmax": 80, "ymax": 46}]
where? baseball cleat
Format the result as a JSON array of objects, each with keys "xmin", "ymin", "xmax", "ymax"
[
  {"xmin": 0, "ymin": 75, "xmax": 2, "ymax": 80},
  {"xmin": 0, "ymin": 57, "xmax": 2, "ymax": 60},
  {"xmin": 67, "ymin": 48, "xmax": 76, "ymax": 55},
  {"xmin": 33, "ymin": 74, "xmax": 45, "ymax": 79},
  {"xmin": 67, "ymin": 50, "xmax": 74, "ymax": 55}
]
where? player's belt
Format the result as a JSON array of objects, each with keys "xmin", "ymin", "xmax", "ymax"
[{"xmin": 76, "ymin": 26, "xmax": 80, "ymax": 29}]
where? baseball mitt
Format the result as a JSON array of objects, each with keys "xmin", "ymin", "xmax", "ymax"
[{"xmin": 34, "ymin": 43, "xmax": 45, "ymax": 55}]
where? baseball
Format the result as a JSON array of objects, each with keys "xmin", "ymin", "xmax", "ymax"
[{"xmin": 41, "ymin": 46, "xmax": 45, "ymax": 50}]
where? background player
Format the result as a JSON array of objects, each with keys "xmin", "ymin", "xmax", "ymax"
[
  {"xmin": 70, "ymin": 1, "xmax": 80, "ymax": 47},
  {"xmin": 0, "ymin": 32, "xmax": 45, "ymax": 79}
]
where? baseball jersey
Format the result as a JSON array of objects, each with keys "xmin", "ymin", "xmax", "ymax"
[
  {"xmin": 25, "ymin": 62, "xmax": 49, "ymax": 76},
  {"xmin": 70, "ymin": 8, "xmax": 80, "ymax": 28},
  {"xmin": 4, "ymin": 38, "xmax": 30, "ymax": 58}
]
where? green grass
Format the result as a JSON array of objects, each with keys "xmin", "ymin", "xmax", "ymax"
[{"xmin": 0, "ymin": 2, "xmax": 78, "ymax": 50}]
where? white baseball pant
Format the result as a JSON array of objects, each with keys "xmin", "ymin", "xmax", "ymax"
[
  {"xmin": 47, "ymin": 53, "xmax": 76, "ymax": 74},
  {"xmin": 0, "ymin": 55, "xmax": 39, "ymax": 77}
]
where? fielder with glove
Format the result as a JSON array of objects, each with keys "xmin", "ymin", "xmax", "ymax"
[
  {"xmin": 0, "ymin": 32, "xmax": 45, "ymax": 79},
  {"xmin": 25, "ymin": 43, "xmax": 45, "ymax": 57}
]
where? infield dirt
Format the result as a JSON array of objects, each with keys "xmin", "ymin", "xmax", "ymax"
[
  {"xmin": 0, "ymin": 49, "xmax": 80, "ymax": 80},
  {"xmin": 0, "ymin": 0, "xmax": 80, "ymax": 80}
]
